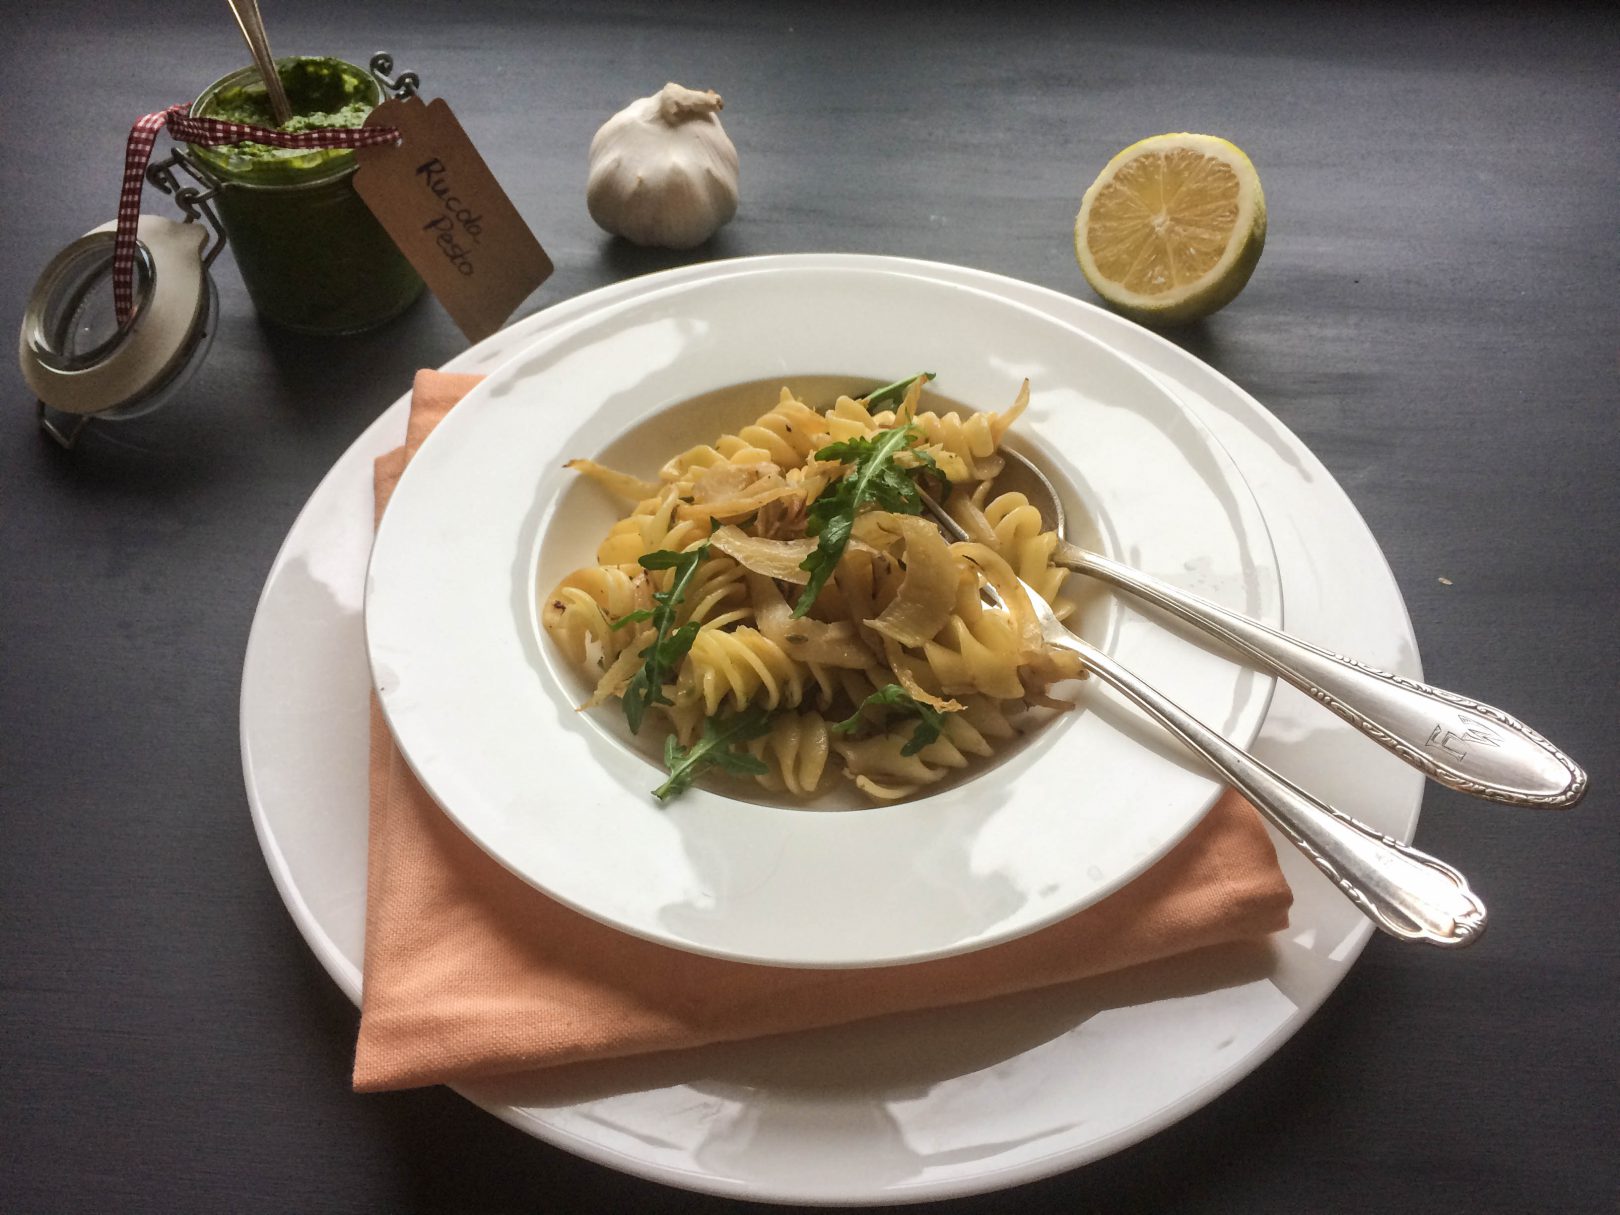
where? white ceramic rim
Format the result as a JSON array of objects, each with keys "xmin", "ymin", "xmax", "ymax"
[
  {"xmin": 241, "ymin": 254, "xmax": 1425, "ymax": 1205},
  {"xmin": 362, "ymin": 264, "xmax": 1280, "ymax": 968}
]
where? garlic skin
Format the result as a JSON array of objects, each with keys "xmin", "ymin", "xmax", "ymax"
[{"xmin": 587, "ymin": 83, "xmax": 739, "ymax": 250}]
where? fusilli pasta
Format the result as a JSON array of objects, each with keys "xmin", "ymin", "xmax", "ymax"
[{"xmin": 542, "ymin": 376, "xmax": 1083, "ymax": 803}]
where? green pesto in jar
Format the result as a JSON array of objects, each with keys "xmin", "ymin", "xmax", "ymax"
[
  {"xmin": 198, "ymin": 57, "xmax": 374, "ymax": 170},
  {"xmin": 208, "ymin": 96, "xmax": 374, "ymax": 150},
  {"xmin": 190, "ymin": 57, "xmax": 422, "ymax": 334}
]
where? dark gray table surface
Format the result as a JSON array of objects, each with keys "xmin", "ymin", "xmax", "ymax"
[{"xmin": 3, "ymin": 1, "xmax": 1616, "ymax": 1211}]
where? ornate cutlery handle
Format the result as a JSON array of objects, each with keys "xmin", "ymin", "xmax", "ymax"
[
  {"xmin": 1058, "ymin": 543, "xmax": 1585, "ymax": 809},
  {"xmin": 1056, "ymin": 633, "xmax": 1488, "ymax": 947}
]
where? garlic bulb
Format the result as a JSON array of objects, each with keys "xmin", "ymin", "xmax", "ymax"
[{"xmin": 587, "ymin": 83, "xmax": 739, "ymax": 249}]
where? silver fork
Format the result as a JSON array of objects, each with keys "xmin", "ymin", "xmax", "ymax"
[{"xmin": 920, "ymin": 491, "xmax": 1488, "ymax": 947}]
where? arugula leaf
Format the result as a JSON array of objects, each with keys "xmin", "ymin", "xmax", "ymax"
[
  {"xmin": 620, "ymin": 541, "xmax": 711, "ymax": 734},
  {"xmin": 610, "ymin": 608, "xmax": 654, "ymax": 629},
  {"xmin": 792, "ymin": 425, "xmax": 940, "ymax": 617},
  {"xmin": 831, "ymin": 684, "xmax": 946, "ymax": 757},
  {"xmin": 863, "ymin": 371, "xmax": 935, "ymax": 410},
  {"xmin": 653, "ymin": 708, "xmax": 773, "ymax": 801}
]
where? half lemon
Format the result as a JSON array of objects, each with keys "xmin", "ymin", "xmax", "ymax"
[{"xmin": 1074, "ymin": 133, "xmax": 1266, "ymax": 326}]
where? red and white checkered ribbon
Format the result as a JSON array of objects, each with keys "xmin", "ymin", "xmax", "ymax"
[{"xmin": 113, "ymin": 103, "xmax": 400, "ymax": 325}]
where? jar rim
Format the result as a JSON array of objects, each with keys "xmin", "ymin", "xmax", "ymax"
[
  {"xmin": 24, "ymin": 233, "xmax": 156, "ymax": 373},
  {"xmin": 188, "ymin": 56, "xmax": 382, "ymax": 190}
]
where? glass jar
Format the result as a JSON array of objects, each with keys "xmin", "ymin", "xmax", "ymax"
[{"xmin": 188, "ymin": 57, "xmax": 423, "ymax": 335}]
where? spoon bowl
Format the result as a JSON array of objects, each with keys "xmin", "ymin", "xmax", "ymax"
[{"xmin": 993, "ymin": 445, "xmax": 1067, "ymax": 533}]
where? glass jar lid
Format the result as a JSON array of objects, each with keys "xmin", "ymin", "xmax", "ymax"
[{"xmin": 19, "ymin": 215, "xmax": 218, "ymax": 444}]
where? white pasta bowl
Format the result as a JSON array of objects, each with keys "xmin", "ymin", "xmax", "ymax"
[{"xmin": 364, "ymin": 264, "xmax": 1280, "ymax": 968}]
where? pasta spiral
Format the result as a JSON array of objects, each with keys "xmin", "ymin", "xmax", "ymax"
[
  {"xmin": 745, "ymin": 710, "xmax": 832, "ymax": 796},
  {"xmin": 733, "ymin": 390, "xmax": 835, "ymax": 469},
  {"xmin": 983, "ymin": 491, "xmax": 1071, "ymax": 618},
  {"xmin": 597, "ymin": 492, "xmax": 708, "ymax": 565},
  {"xmin": 832, "ymin": 727, "xmax": 973, "ymax": 801},
  {"xmin": 541, "ymin": 564, "xmax": 652, "ymax": 668},
  {"xmin": 681, "ymin": 554, "xmax": 751, "ymax": 631},
  {"xmin": 920, "ymin": 607, "xmax": 1028, "ymax": 699},
  {"xmin": 679, "ymin": 626, "xmax": 811, "ymax": 715}
]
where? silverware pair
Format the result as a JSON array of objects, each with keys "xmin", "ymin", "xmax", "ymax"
[{"xmin": 920, "ymin": 454, "xmax": 1585, "ymax": 948}]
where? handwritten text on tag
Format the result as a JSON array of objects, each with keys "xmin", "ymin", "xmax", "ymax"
[{"xmin": 354, "ymin": 97, "xmax": 553, "ymax": 343}]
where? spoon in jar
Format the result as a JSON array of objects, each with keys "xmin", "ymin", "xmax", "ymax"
[
  {"xmin": 988, "ymin": 446, "xmax": 1585, "ymax": 809},
  {"xmin": 224, "ymin": 0, "xmax": 293, "ymax": 124}
]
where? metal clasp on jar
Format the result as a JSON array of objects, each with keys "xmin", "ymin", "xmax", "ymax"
[{"xmin": 369, "ymin": 53, "xmax": 419, "ymax": 100}]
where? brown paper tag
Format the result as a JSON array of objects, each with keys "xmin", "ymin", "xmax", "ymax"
[{"xmin": 354, "ymin": 97, "xmax": 553, "ymax": 343}]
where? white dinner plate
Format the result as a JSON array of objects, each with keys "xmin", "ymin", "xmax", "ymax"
[
  {"xmin": 363, "ymin": 266, "xmax": 1281, "ymax": 968},
  {"xmin": 240, "ymin": 255, "xmax": 1425, "ymax": 1204}
]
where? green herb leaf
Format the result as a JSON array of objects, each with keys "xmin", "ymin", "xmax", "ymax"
[
  {"xmin": 609, "ymin": 608, "xmax": 655, "ymax": 630},
  {"xmin": 863, "ymin": 371, "xmax": 935, "ymax": 409},
  {"xmin": 793, "ymin": 424, "xmax": 936, "ymax": 617},
  {"xmin": 831, "ymin": 684, "xmax": 946, "ymax": 757},
  {"xmin": 653, "ymin": 708, "xmax": 773, "ymax": 801},
  {"xmin": 638, "ymin": 550, "xmax": 691, "ymax": 571},
  {"xmin": 621, "ymin": 541, "xmax": 711, "ymax": 734}
]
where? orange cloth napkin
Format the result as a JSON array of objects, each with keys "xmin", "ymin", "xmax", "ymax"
[{"xmin": 353, "ymin": 370, "xmax": 1293, "ymax": 1093}]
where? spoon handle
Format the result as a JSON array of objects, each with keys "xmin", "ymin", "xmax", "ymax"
[
  {"xmin": 1058, "ymin": 542, "xmax": 1585, "ymax": 809},
  {"xmin": 225, "ymin": 0, "xmax": 293, "ymax": 124},
  {"xmin": 1055, "ymin": 632, "xmax": 1487, "ymax": 947}
]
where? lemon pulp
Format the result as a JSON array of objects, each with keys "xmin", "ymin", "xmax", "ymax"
[{"xmin": 1074, "ymin": 133, "xmax": 1266, "ymax": 325}]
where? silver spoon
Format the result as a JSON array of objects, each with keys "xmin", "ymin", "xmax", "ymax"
[
  {"xmin": 225, "ymin": 0, "xmax": 293, "ymax": 125},
  {"xmin": 920, "ymin": 490, "xmax": 1487, "ymax": 947},
  {"xmin": 988, "ymin": 447, "xmax": 1585, "ymax": 809}
]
